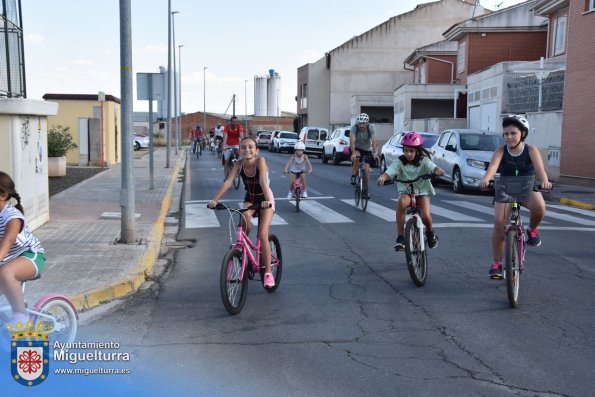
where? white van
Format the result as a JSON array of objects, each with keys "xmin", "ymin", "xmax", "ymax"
[{"xmin": 298, "ymin": 126, "xmax": 329, "ymax": 158}]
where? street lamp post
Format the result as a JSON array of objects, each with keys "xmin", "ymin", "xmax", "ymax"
[
  {"xmin": 276, "ymin": 88, "xmax": 279, "ymax": 130},
  {"xmin": 171, "ymin": 10, "xmax": 180, "ymax": 154},
  {"xmin": 203, "ymin": 66, "xmax": 207, "ymax": 135},
  {"xmin": 244, "ymin": 79, "xmax": 248, "ymax": 135},
  {"xmin": 178, "ymin": 44, "xmax": 183, "ymax": 147},
  {"xmin": 166, "ymin": 0, "xmax": 172, "ymax": 167}
]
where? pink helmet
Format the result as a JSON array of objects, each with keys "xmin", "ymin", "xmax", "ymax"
[{"xmin": 401, "ymin": 131, "xmax": 423, "ymax": 147}]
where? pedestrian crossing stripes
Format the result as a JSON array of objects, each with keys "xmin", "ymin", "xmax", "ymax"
[{"xmin": 184, "ymin": 198, "xmax": 595, "ymax": 230}]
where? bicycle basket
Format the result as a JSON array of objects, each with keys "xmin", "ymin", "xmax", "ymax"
[{"xmin": 494, "ymin": 175, "xmax": 535, "ymax": 203}]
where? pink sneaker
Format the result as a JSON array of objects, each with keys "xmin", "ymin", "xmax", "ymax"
[{"xmin": 263, "ymin": 272, "xmax": 275, "ymax": 288}]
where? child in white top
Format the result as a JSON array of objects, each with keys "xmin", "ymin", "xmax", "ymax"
[
  {"xmin": 284, "ymin": 142, "xmax": 313, "ymax": 199},
  {"xmin": 0, "ymin": 171, "xmax": 46, "ymax": 326}
]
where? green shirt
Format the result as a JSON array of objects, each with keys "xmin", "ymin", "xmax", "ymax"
[{"xmin": 386, "ymin": 156, "xmax": 437, "ymax": 195}]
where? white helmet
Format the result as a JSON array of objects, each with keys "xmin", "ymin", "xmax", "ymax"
[
  {"xmin": 503, "ymin": 114, "xmax": 530, "ymax": 140},
  {"xmin": 356, "ymin": 113, "xmax": 369, "ymax": 123},
  {"xmin": 294, "ymin": 142, "xmax": 306, "ymax": 151}
]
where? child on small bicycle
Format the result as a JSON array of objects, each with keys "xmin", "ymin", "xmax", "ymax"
[
  {"xmin": 479, "ymin": 115, "xmax": 552, "ymax": 280},
  {"xmin": 377, "ymin": 132, "xmax": 444, "ymax": 251},
  {"xmin": 0, "ymin": 172, "xmax": 45, "ymax": 325},
  {"xmin": 208, "ymin": 137, "xmax": 277, "ymax": 288},
  {"xmin": 283, "ymin": 142, "xmax": 313, "ymax": 199}
]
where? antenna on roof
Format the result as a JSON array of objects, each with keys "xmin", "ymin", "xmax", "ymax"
[{"xmin": 472, "ymin": 0, "xmax": 480, "ymax": 18}]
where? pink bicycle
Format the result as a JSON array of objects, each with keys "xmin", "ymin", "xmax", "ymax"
[{"xmin": 210, "ymin": 203, "xmax": 283, "ymax": 315}]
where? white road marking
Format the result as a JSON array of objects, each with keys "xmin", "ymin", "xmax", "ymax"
[
  {"xmin": 548, "ymin": 204, "xmax": 595, "ymax": 218},
  {"xmin": 184, "ymin": 202, "xmax": 220, "ymax": 228},
  {"xmin": 297, "ymin": 200, "xmax": 353, "ymax": 223},
  {"xmin": 392, "ymin": 200, "xmax": 483, "ymax": 222},
  {"xmin": 341, "ymin": 199, "xmax": 394, "ymax": 221}
]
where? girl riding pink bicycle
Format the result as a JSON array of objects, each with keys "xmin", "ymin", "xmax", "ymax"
[{"xmin": 208, "ymin": 137, "xmax": 277, "ymax": 288}]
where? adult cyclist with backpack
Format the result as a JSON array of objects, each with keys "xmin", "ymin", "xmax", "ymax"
[{"xmin": 349, "ymin": 113, "xmax": 379, "ymax": 198}]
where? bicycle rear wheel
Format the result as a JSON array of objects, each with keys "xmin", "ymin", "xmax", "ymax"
[
  {"xmin": 505, "ymin": 230, "xmax": 521, "ymax": 308},
  {"xmin": 34, "ymin": 297, "xmax": 78, "ymax": 343},
  {"xmin": 354, "ymin": 176, "xmax": 361, "ymax": 206},
  {"xmin": 220, "ymin": 248, "xmax": 248, "ymax": 315},
  {"xmin": 404, "ymin": 217, "xmax": 427, "ymax": 287},
  {"xmin": 261, "ymin": 234, "xmax": 283, "ymax": 292},
  {"xmin": 232, "ymin": 160, "xmax": 241, "ymax": 189}
]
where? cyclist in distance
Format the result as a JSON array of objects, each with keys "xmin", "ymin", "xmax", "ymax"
[
  {"xmin": 479, "ymin": 115, "xmax": 552, "ymax": 279},
  {"xmin": 377, "ymin": 132, "xmax": 444, "ymax": 251},
  {"xmin": 222, "ymin": 116, "xmax": 245, "ymax": 179},
  {"xmin": 208, "ymin": 137, "xmax": 277, "ymax": 288},
  {"xmin": 283, "ymin": 141, "xmax": 313, "ymax": 199},
  {"xmin": 190, "ymin": 124, "xmax": 202, "ymax": 153},
  {"xmin": 350, "ymin": 113, "xmax": 379, "ymax": 192}
]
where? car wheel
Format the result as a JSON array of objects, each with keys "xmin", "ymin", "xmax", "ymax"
[
  {"xmin": 134, "ymin": 141, "xmax": 141, "ymax": 151},
  {"xmin": 380, "ymin": 156, "xmax": 387, "ymax": 174},
  {"xmin": 332, "ymin": 150, "xmax": 341, "ymax": 165},
  {"xmin": 322, "ymin": 150, "xmax": 328, "ymax": 164},
  {"xmin": 452, "ymin": 167, "xmax": 464, "ymax": 193}
]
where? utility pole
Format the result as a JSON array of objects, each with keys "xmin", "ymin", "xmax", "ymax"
[
  {"xmin": 119, "ymin": 0, "xmax": 136, "ymax": 243},
  {"xmin": 166, "ymin": 0, "xmax": 171, "ymax": 168},
  {"xmin": 244, "ymin": 80, "xmax": 248, "ymax": 134}
]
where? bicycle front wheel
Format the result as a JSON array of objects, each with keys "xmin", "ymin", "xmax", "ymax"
[
  {"xmin": 261, "ymin": 234, "xmax": 283, "ymax": 292},
  {"xmin": 34, "ymin": 297, "xmax": 78, "ymax": 343},
  {"xmin": 404, "ymin": 217, "xmax": 427, "ymax": 287},
  {"xmin": 295, "ymin": 187, "xmax": 301, "ymax": 212},
  {"xmin": 505, "ymin": 230, "xmax": 521, "ymax": 308},
  {"xmin": 360, "ymin": 174, "xmax": 368, "ymax": 212},
  {"xmin": 220, "ymin": 248, "xmax": 248, "ymax": 315},
  {"xmin": 354, "ymin": 176, "xmax": 361, "ymax": 206}
]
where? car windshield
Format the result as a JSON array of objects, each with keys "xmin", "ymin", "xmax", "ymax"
[
  {"xmin": 259, "ymin": 134, "xmax": 271, "ymax": 139},
  {"xmin": 460, "ymin": 134, "xmax": 503, "ymax": 151},
  {"xmin": 280, "ymin": 132, "xmax": 298, "ymax": 139}
]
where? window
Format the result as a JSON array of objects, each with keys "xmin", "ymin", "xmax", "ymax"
[
  {"xmin": 589, "ymin": 0, "xmax": 595, "ymax": 11},
  {"xmin": 457, "ymin": 42, "xmax": 466, "ymax": 73},
  {"xmin": 553, "ymin": 15, "xmax": 567, "ymax": 56}
]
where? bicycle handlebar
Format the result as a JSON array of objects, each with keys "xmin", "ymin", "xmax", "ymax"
[
  {"xmin": 208, "ymin": 202, "xmax": 269, "ymax": 211},
  {"xmin": 485, "ymin": 179, "xmax": 553, "ymax": 191},
  {"xmin": 384, "ymin": 173, "xmax": 435, "ymax": 185}
]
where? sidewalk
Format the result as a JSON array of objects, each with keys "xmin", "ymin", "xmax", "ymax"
[
  {"xmin": 26, "ymin": 147, "xmax": 185, "ymax": 313},
  {"xmin": 546, "ymin": 182, "xmax": 595, "ymax": 210}
]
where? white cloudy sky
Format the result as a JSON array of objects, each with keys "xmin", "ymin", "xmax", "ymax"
[{"xmin": 23, "ymin": 0, "xmax": 526, "ymax": 116}]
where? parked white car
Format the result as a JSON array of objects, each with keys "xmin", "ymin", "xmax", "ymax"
[
  {"xmin": 379, "ymin": 131, "xmax": 439, "ymax": 173},
  {"xmin": 430, "ymin": 129, "xmax": 504, "ymax": 192},
  {"xmin": 322, "ymin": 126, "xmax": 351, "ymax": 165},
  {"xmin": 272, "ymin": 131, "xmax": 299, "ymax": 153},
  {"xmin": 299, "ymin": 126, "xmax": 328, "ymax": 158},
  {"xmin": 133, "ymin": 133, "xmax": 149, "ymax": 150}
]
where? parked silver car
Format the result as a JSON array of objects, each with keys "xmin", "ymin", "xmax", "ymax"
[
  {"xmin": 430, "ymin": 129, "xmax": 503, "ymax": 192},
  {"xmin": 322, "ymin": 126, "xmax": 351, "ymax": 165},
  {"xmin": 379, "ymin": 131, "xmax": 439, "ymax": 173},
  {"xmin": 255, "ymin": 130, "xmax": 272, "ymax": 149}
]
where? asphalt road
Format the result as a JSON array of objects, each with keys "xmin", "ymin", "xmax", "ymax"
[{"xmin": 75, "ymin": 149, "xmax": 595, "ymax": 396}]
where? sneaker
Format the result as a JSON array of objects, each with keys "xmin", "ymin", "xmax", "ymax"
[
  {"xmin": 426, "ymin": 231, "xmax": 438, "ymax": 249},
  {"xmin": 287, "ymin": 192, "xmax": 293, "ymax": 199},
  {"xmin": 301, "ymin": 190, "xmax": 308, "ymax": 198},
  {"xmin": 350, "ymin": 175, "xmax": 356, "ymax": 185},
  {"xmin": 263, "ymin": 272, "xmax": 275, "ymax": 288},
  {"xmin": 8, "ymin": 312, "xmax": 30, "ymax": 327},
  {"xmin": 527, "ymin": 227, "xmax": 541, "ymax": 246},
  {"xmin": 394, "ymin": 235, "xmax": 405, "ymax": 251},
  {"xmin": 489, "ymin": 261, "xmax": 503, "ymax": 280}
]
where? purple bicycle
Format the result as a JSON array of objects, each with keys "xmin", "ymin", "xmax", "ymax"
[{"xmin": 210, "ymin": 203, "xmax": 283, "ymax": 315}]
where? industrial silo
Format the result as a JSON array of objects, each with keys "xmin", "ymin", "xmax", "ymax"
[
  {"xmin": 254, "ymin": 75, "xmax": 268, "ymax": 117},
  {"xmin": 267, "ymin": 69, "xmax": 281, "ymax": 117}
]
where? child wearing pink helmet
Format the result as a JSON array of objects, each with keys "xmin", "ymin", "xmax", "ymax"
[{"xmin": 377, "ymin": 132, "xmax": 444, "ymax": 251}]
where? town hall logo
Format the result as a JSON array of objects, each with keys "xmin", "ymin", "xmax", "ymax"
[{"xmin": 7, "ymin": 319, "xmax": 52, "ymax": 386}]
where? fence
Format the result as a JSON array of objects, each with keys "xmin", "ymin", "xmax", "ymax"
[
  {"xmin": 0, "ymin": 0, "xmax": 25, "ymax": 98},
  {"xmin": 505, "ymin": 59, "xmax": 565, "ymax": 114}
]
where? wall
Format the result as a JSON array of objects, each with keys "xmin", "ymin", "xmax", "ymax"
[
  {"xmin": 305, "ymin": 57, "xmax": 331, "ymax": 130},
  {"xmin": 426, "ymin": 55, "xmax": 457, "ymax": 83},
  {"xmin": 560, "ymin": 1, "xmax": 595, "ymax": 184}
]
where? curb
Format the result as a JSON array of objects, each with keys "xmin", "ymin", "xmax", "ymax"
[
  {"xmin": 559, "ymin": 197, "xmax": 595, "ymax": 211},
  {"xmin": 70, "ymin": 152, "xmax": 186, "ymax": 312}
]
